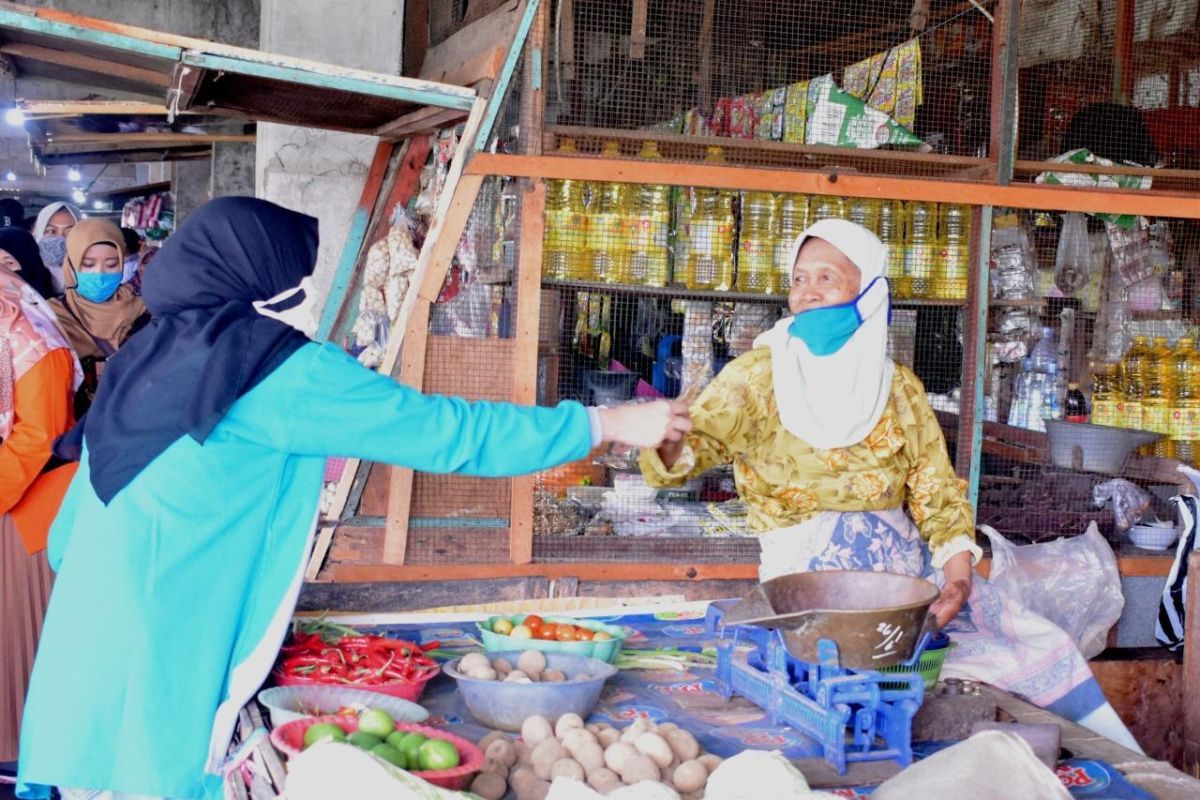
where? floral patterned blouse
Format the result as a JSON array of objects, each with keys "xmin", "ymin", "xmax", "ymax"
[{"xmin": 639, "ymin": 347, "xmax": 976, "ymax": 559}]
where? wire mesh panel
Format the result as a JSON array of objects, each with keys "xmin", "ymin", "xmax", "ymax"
[
  {"xmin": 530, "ymin": 0, "xmax": 993, "ymax": 175},
  {"xmin": 977, "ymin": 206, "xmax": 1200, "ymax": 546},
  {"xmin": 529, "ymin": 175, "xmax": 968, "ymax": 561}
]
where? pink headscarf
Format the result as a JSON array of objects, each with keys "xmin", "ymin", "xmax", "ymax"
[{"xmin": 0, "ymin": 269, "xmax": 79, "ymax": 439}]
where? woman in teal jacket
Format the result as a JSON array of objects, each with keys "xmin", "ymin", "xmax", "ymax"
[{"xmin": 17, "ymin": 198, "xmax": 689, "ymax": 799}]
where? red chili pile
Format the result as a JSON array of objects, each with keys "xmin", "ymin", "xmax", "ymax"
[{"xmin": 274, "ymin": 633, "xmax": 441, "ymax": 687}]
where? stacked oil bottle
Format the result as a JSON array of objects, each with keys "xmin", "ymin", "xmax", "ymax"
[
  {"xmin": 542, "ymin": 140, "xmax": 972, "ymax": 299},
  {"xmin": 1092, "ymin": 335, "xmax": 1200, "ymax": 463}
]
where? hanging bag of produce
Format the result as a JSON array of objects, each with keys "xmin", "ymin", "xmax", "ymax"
[{"xmin": 1054, "ymin": 212, "xmax": 1090, "ymax": 294}]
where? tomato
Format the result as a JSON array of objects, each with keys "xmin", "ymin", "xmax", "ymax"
[
  {"xmin": 574, "ymin": 628, "xmax": 594, "ymax": 641},
  {"xmin": 523, "ymin": 615, "xmax": 544, "ymax": 633},
  {"xmin": 535, "ymin": 623, "xmax": 558, "ymax": 640},
  {"xmin": 555, "ymin": 624, "xmax": 578, "ymax": 641}
]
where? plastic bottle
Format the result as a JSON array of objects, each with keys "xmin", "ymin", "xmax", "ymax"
[
  {"xmin": 1169, "ymin": 338, "xmax": 1197, "ymax": 463},
  {"xmin": 624, "ymin": 141, "xmax": 671, "ymax": 286},
  {"xmin": 543, "ymin": 138, "xmax": 588, "ymax": 280},
  {"xmin": 737, "ymin": 191, "xmax": 778, "ymax": 293},
  {"xmin": 685, "ymin": 147, "xmax": 735, "ymax": 290},
  {"xmin": 936, "ymin": 204, "xmax": 971, "ymax": 301},
  {"xmin": 1090, "ymin": 362, "xmax": 1119, "ymax": 427},
  {"xmin": 586, "ymin": 141, "xmax": 628, "ymax": 283},
  {"xmin": 1066, "ymin": 383, "xmax": 1088, "ymax": 423},
  {"xmin": 904, "ymin": 201, "xmax": 938, "ymax": 299},
  {"xmin": 1119, "ymin": 336, "xmax": 1151, "ymax": 432},
  {"xmin": 810, "ymin": 195, "xmax": 844, "ymax": 224},
  {"xmin": 877, "ymin": 199, "xmax": 907, "ymax": 297},
  {"xmin": 1030, "ymin": 327, "xmax": 1057, "ymax": 373},
  {"xmin": 774, "ymin": 194, "xmax": 810, "ymax": 292},
  {"xmin": 845, "ymin": 197, "xmax": 881, "ymax": 234},
  {"xmin": 1039, "ymin": 362, "xmax": 1062, "ymax": 429},
  {"xmin": 1143, "ymin": 337, "xmax": 1174, "ymax": 457},
  {"xmin": 1009, "ymin": 358, "xmax": 1034, "ymax": 429}
]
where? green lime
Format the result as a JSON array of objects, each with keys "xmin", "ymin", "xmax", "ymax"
[
  {"xmin": 347, "ymin": 731, "xmax": 382, "ymax": 750},
  {"xmin": 396, "ymin": 732, "xmax": 428, "ymax": 764},
  {"xmin": 357, "ymin": 708, "xmax": 396, "ymax": 739},
  {"xmin": 385, "ymin": 730, "xmax": 409, "ymax": 750},
  {"xmin": 417, "ymin": 737, "xmax": 461, "ymax": 771},
  {"xmin": 302, "ymin": 722, "xmax": 347, "ymax": 749},
  {"xmin": 370, "ymin": 743, "xmax": 407, "ymax": 768}
]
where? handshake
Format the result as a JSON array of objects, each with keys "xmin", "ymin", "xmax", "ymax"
[{"xmin": 595, "ymin": 400, "xmax": 693, "ymax": 450}]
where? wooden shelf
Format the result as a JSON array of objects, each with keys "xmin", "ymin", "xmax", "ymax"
[{"xmin": 542, "ymin": 278, "xmax": 964, "ymax": 307}]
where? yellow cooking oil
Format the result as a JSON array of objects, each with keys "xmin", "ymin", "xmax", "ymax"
[
  {"xmin": 1143, "ymin": 337, "xmax": 1173, "ymax": 456},
  {"xmin": 543, "ymin": 138, "xmax": 588, "ymax": 280},
  {"xmin": 1118, "ymin": 336, "xmax": 1150, "ymax": 432},
  {"xmin": 935, "ymin": 203, "xmax": 971, "ymax": 301},
  {"xmin": 585, "ymin": 141, "xmax": 629, "ymax": 283},
  {"xmin": 1089, "ymin": 361, "xmax": 1119, "ymax": 427},
  {"xmin": 623, "ymin": 141, "xmax": 671, "ymax": 287},
  {"xmin": 736, "ymin": 191, "xmax": 778, "ymax": 293},
  {"xmin": 774, "ymin": 193, "xmax": 810, "ymax": 292},
  {"xmin": 1170, "ymin": 338, "xmax": 1198, "ymax": 463},
  {"xmin": 684, "ymin": 146, "xmax": 735, "ymax": 290},
  {"xmin": 877, "ymin": 199, "xmax": 906, "ymax": 296},
  {"xmin": 903, "ymin": 200, "xmax": 938, "ymax": 299}
]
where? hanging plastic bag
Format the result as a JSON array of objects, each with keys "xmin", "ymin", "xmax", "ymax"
[
  {"xmin": 1054, "ymin": 212, "xmax": 1090, "ymax": 293},
  {"xmin": 983, "ymin": 524, "xmax": 1123, "ymax": 659},
  {"xmin": 1093, "ymin": 478, "xmax": 1152, "ymax": 532}
]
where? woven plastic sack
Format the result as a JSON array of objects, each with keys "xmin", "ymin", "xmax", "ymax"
[{"xmin": 982, "ymin": 523, "xmax": 1123, "ymax": 659}]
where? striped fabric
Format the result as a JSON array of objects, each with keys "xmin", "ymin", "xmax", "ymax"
[{"xmin": 1156, "ymin": 495, "xmax": 1200, "ymax": 650}]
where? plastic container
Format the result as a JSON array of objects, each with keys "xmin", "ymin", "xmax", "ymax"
[
  {"xmin": 1127, "ymin": 522, "xmax": 1181, "ymax": 551},
  {"xmin": 583, "ymin": 370, "xmax": 638, "ymax": 407},
  {"xmin": 444, "ymin": 651, "xmax": 618, "ymax": 732},
  {"xmin": 273, "ymin": 664, "xmax": 439, "ymax": 703},
  {"xmin": 477, "ymin": 614, "xmax": 628, "ymax": 662},
  {"xmin": 1044, "ymin": 419, "xmax": 1161, "ymax": 474},
  {"xmin": 880, "ymin": 632, "xmax": 951, "ymax": 689},
  {"xmin": 257, "ymin": 685, "xmax": 429, "ymax": 729},
  {"xmin": 270, "ymin": 718, "xmax": 484, "ymax": 790}
]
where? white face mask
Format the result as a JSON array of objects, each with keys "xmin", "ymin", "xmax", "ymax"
[{"xmin": 252, "ymin": 276, "xmax": 320, "ymax": 338}]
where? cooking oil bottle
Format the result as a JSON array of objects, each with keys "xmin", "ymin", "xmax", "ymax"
[
  {"xmin": 586, "ymin": 141, "xmax": 628, "ymax": 283},
  {"xmin": 810, "ymin": 195, "xmax": 844, "ymax": 224},
  {"xmin": 1089, "ymin": 361, "xmax": 1119, "ymax": 427},
  {"xmin": 543, "ymin": 138, "xmax": 588, "ymax": 280},
  {"xmin": 737, "ymin": 191, "xmax": 778, "ymax": 293},
  {"xmin": 624, "ymin": 140, "xmax": 670, "ymax": 286},
  {"xmin": 845, "ymin": 197, "xmax": 881, "ymax": 234},
  {"xmin": 877, "ymin": 199, "xmax": 906, "ymax": 297},
  {"xmin": 1119, "ymin": 335, "xmax": 1150, "ymax": 432},
  {"xmin": 904, "ymin": 201, "xmax": 938, "ymax": 299},
  {"xmin": 1143, "ymin": 337, "xmax": 1174, "ymax": 456},
  {"xmin": 685, "ymin": 146, "xmax": 735, "ymax": 290},
  {"xmin": 936, "ymin": 204, "xmax": 971, "ymax": 301},
  {"xmin": 774, "ymin": 193, "xmax": 810, "ymax": 292},
  {"xmin": 1170, "ymin": 338, "xmax": 1198, "ymax": 463}
]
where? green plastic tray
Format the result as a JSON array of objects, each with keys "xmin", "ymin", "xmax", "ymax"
[{"xmin": 476, "ymin": 614, "xmax": 628, "ymax": 663}]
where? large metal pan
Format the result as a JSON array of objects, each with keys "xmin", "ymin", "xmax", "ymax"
[{"xmin": 722, "ymin": 571, "xmax": 940, "ymax": 669}]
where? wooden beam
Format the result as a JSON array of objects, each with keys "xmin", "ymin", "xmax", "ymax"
[
  {"xmin": 519, "ymin": 0, "xmax": 548, "ymax": 157},
  {"xmin": 382, "ymin": 302, "xmax": 432, "ymax": 566},
  {"xmin": 466, "ymin": 153, "xmax": 1200, "ymax": 219},
  {"xmin": 47, "ymin": 132, "xmax": 253, "ymax": 144},
  {"xmin": 630, "ymin": 0, "xmax": 647, "ymax": 60},
  {"xmin": 0, "ymin": 42, "xmax": 170, "ymax": 87},
  {"xmin": 402, "ymin": 0, "xmax": 430, "ymax": 78},
  {"xmin": 509, "ymin": 180, "xmax": 547, "ymax": 565},
  {"xmin": 18, "ymin": 100, "xmax": 188, "ymax": 116},
  {"xmin": 419, "ymin": 0, "xmax": 520, "ymax": 82},
  {"xmin": 1114, "ymin": 0, "xmax": 1136, "ymax": 104},
  {"xmin": 697, "ymin": 0, "xmax": 716, "ymax": 115}
]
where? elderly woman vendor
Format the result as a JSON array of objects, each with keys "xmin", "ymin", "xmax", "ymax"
[{"xmin": 641, "ymin": 218, "xmax": 1140, "ymax": 751}]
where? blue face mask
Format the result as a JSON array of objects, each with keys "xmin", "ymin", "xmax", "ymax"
[
  {"xmin": 788, "ymin": 276, "xmax": 890, "ymax": 356},
  {"xmin": 75, "ymin": 271, "xmax": 123, "ymax": 303}
]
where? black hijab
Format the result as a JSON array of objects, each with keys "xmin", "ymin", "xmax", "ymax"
[
  {"xmin": 68, "ymin": 196, "xmax": 318, "ymax": 503},
  {"xmin": 0, "ymin": 226, "xmax": 55, "ymax": 299}
]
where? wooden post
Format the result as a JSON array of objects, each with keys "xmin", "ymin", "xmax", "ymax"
[
  {"xmin": 1184, "ymin": 550, "xmax": 1200, "ymax": 775},
  {"xmin": 1114, "ymin": 0, "xmax": 1136, "ymax": 104},
  {"xmin": 509, "ymin": 180, "xmax": 547, "ymax": 564},
  {"xmin": 520, "ymin": 0, "xmax": 548, "ymax": 157},
  {"xmin": 697, "ymin": 0, "xmax": 716, "ymax": 115}
]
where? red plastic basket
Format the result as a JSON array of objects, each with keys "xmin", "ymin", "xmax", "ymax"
[
  {"xmin": 271, "ymin": 663, "xmax": 439, "ymax": 702},
  {"xmin": 270, "ymin": 717, "xmax": 484, "ymax": 790}
]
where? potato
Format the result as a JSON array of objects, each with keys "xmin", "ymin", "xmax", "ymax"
[
  {"xmin": 671, "ymin": 760, "xmax": 708, "ymax": 793},
  {"xmin": 514, "ymin": 740, "xmax": 534, "ymax": 764},
  {"xmin": 509, "ymin": 765, "xmax": 536, "ymax": 784},
  {"xmin": 468, "ymin": 770, "xmax": 507, "ymax": 800},
  {"xmin": 531, "ymin": 738, "xmax": 569, "ymax": 780},
  {"xmin": 587, "ymin": 767, "xmax": 622, "ymax": 794},
  {"xmin": 554, "ymin": 712, "xmax": 585, "ymax": 740},
  {"xmin": 561, "ymin": 727, "xmax": 597, "ymax": 755},
  {"xmin": 517, "ymin": 649, "xmax": 547, "ymax": 676},
  {"xmin": 603, "ymin": 742, "xmax": 639, "ymax": 775},
  {"xmin": 660, "ymin": 765, "xmax": 675, "ymax": 785},
  {"xmin": 586, "ymin": 723, "xmax": 604, "ymax": 735},
  {"xmin": 633, "ymin": 732, "xmax": 673, "ymax": 768},
  {"xmin": 541, "ymin": 668, "xmax": 567, "ymax": 683},
  {"xmin": 574, "ymin": 742, "xmax": 606, "ymax": 775},
  {"xmin": 492, "ymin": 658, "xmax": 514, "ymax": 673},
  {"xmin": 549, "ymin": 757, "xmax": 585, "ymax": 782},
  {"xmin": 459, "ymin": 652, "xmax": 491, "ymax": 672},
  {"xmin": 617, "ymin": 754, "xmax": 660, "ymax": 785},
  {"xmin": 664, "ymin": 729, "xmax": 700, "ymax": 762},
  {"xmin": 467, "ymin": 666, "xmax": 498, "ymax": 681},
  {"xmin": 521, "ymin": 716, "xmax": 554, "ymax": 746},
  {"xmin": 485, "ymin": 738, "xmax": 517, "ymax": 768},
  {"xmin": 513, "ymin": 776, "xmax": 551, "ymax": 800},
  {"xmin": 620, "ymin": 718, "xmax": 652, "ymax": 743},
  {"xmin": 655, "ymin": 722, "xmax": 679, "ymax": 735},
  {"xmin": 597, "ymin": 729, "xmax": 621, "ymax": 748},
  {"xmin": 478, "ymin": 731, "xmax": 509, "ymax": 753},
  {"xmin": 696, "ymin": 753, "xmax": 723, "ymax": 773},
  {"xmin": 504, "ymin": 670, "xmax": 533, "ymax": 683}
]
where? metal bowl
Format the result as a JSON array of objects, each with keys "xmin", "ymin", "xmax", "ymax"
[{"xmin": 722, "ymin": 571, "xmax": 940, "ymax": 668}]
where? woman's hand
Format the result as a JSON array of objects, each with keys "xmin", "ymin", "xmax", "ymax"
[
  {"xmin": 929, "ymin": 549, "xmax": 973, "ymax": 628},
  {"xmin": 598, "ymin": 400, "xmax": 692, "ymax": 450}
]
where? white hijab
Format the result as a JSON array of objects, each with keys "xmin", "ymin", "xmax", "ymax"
[
  {"xmin": 32, "ymin": 201, "xmax": 82, "ymax": 295},
  {"xmin": 753, "ymin": 218, "xmax": 894, "ymax": 450}
]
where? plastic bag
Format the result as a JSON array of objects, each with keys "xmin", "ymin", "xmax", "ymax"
[
  {"xmin": 1054, "ymin": 212, "xmax": 1090, "ymax": 293},
  {"xmin": 1093, "ymin": 478, "xmax": 1152, "ymax": 532},
  {"xmin": 983, "ymin": 524, "xmax": 1123, "ymax": 660}
]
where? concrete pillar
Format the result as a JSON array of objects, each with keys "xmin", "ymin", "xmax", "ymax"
[
  {"xmin": 211, "ymin": 141, "xmax": 256, "ymax": 199},
  {"xmin": 256, "ymin": 0, "xmax": 404, "ymax": 306},
  {"xmin": 172, "ymin": 157, "xmax": 213, "ymax": 222}
]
